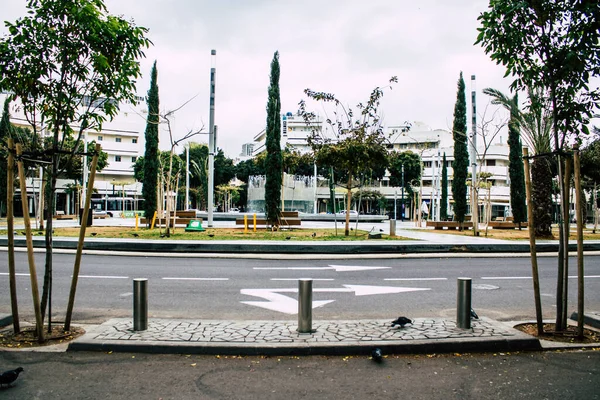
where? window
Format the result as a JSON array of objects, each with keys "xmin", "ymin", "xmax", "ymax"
[
  {"xmin": 132, "ymin": 138, "xmax": 137, "ymax": 144},
  {"xmin": 115, "ymin": 155, "xmax": 121, "ymax": 162},
  {"xmin": 423, "ymin": 161, "xmax": 432, "ymax": 168},
  {"xmin": 486, "ymin": 159, "xmax": 496, "ymax": 166},
  {"xmin": 97, "ymin": 136, "xmax": 103, "ymax": 141},
  {"xmin": 116, "ymin": 137, "xmax": 122, "ymax": 143},
  {"xmin": 132, "ymin": 156, "xmax": 137, "ymax": 163}
]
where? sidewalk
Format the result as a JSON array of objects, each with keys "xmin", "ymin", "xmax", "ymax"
[{"xmin": 68, "ymin": 317, "xmax": 541, "ymax": 356}]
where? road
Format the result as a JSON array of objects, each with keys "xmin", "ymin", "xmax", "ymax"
[
  {"xmin": 1, "ymin": 251, "xmax": 598, "ymax": 323},
  {"xmin": 0, "ymin": 349, "xmax": 598, "ymax": 399}
]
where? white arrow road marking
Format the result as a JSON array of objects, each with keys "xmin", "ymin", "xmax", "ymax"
[
  {"xmin": 253, "ymin": 265, "xmax": 391, "ymax": 272},
  {"xmin": 241, "ymin": 285, "xmax": 430, "ymax": 314},
  {"xmin": 241, "ymin": 289, "xmax": 334, "ymax": 314}
]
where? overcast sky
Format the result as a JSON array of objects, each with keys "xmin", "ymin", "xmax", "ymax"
[{"xmin": 3, "ymin": 0, "xmax": 527, "ymax": 157}]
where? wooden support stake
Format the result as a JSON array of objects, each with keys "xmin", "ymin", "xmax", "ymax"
[
  {"xmin": 16, "ymin": 143, "xmax": 44, "ymax": 341},
  {"xmin": 523, "ymin": 148, "xmax": 543, "ymax": 335},
  {"xmin": 64, "ymin": 144, "xmax": 101, "ymax": 331},
  {"xmin": 7, "ymin": 139, "xmax": 20, "ymax": 333}
]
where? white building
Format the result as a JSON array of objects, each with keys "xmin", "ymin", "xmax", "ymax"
[
  {"xmin": 249, "ymin": 117, "xmax": 513, "ymax": 219},
  {"xmin": 1, "ymin": 92, "xmax": 146, "ymax": 216},
  {"xmin": 252, "ymin": 111, "xmax": 322, "ymax": 156}
]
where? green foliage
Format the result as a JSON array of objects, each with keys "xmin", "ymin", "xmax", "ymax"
[
  {"xmin": 451, "ymin": 72, "xmax": 469, "ymax": 223},
  {"xmin": 581, "ymin": 132, "xmax": 600, "ymax": 185},
  {"xmin": 0, "ymin": 98, "xmax": 12, "ymax": 215},
  {"xmin": 282, "ymin": 147, "xmax": 315, "ymax": 176},
  {"xmin": 506, "ymin": 94, "xmax": 527, "ymax": 225},
  {"xmin": 388, "ymin": 150, "xmax": 421, "ymax": 195},
  {"xmin": 299, "ymin": 76, "xmax": 396, "ymax": 235},
  {"xmin": 264, "ymin": 51, "xmax": 282, "ymax": 224},
  {"xmin": 60, "ymin": 139, "xmax": 109, "ymax": 182},
  {"xmin": 532, "ymin": 159, "xmax": 553, "ymax": 237},
  {"xmin": 441, "ymin": 153, "xmax": 448, "ymax": 220},
  {"xmin": 143, "ymin": 61, "xmax": 160, "ymax": 223},
  {"xmin": 477, "ymin": 0, "xmax": 600, "ymax": 146}
]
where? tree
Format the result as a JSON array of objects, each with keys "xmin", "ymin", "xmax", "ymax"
[
  {"xmin": 143, "ymin": 61, "xmax": 160, "ymax": 226},
  {"xmin": 300, "ymin": 77, "xmax": 397, "ymax": 236},
  {"xmin": 440, "ymin": 153, "xmax": 448, "ymax": 221},
  {"xmin": 581, "ymin": 130, "xmax": 600, "ymax": 232},
  {"xmin": 476, "ymin": 0, "xmax": 600, "ymax": 331},
  {"xmin": 0, "ymin": 0, "xmax": 150, "ymax": 336},
  {"xmin": 264, "ymin": 51, "xmax": 282, "ymax": 226},
  {"xmin": 451, "ymin": 72, "xmax": 469, "ymax": 226},
  {"xmin": 482, "ymin": 89, "xmax": 528, "ymax": 226},
  {"xmin": 0, "ymin": 98, "xmax": 12, "ymax": 217},
  {"xmin": 477, "ymin": 0, "xmax": 600, "ymax": 331}
]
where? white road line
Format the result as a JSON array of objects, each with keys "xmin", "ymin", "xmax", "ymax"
[
  {"xmin": 569, "ymin": 275, "xmax": 600, "ymax": 279},
  {"xmin": 162, "ymin": 277, "xmax": 229, "ymax": 281},
  {"xmin": 77, "ymin": 275, "xmax": 129, "ymax": 279},
  {"xmin": 384, "ymin": 278, "xmax": 447, "ymax": 281},
  {"xmin": 481, "ymin": 276, "xmax": 532, "ymax": 280},
  {"xmin": 270, "ymin": 278, "xmax": 335, "ymax": 281},
  {"xmin": 0, "ymin": 272, "xmax": 30, "ymax": 276}
]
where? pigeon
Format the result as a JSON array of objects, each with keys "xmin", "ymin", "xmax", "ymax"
[
  {"xmin": 0, "ymin": 367, "xmax": 24, "ymax": 387},
  {"xmin": 20, "ymin": 231, "xmax": 26, "ymax": 236},
  {"xmin": 132, "ymin": 233, "xmax": 139, "ymax": 237},
  {"xmin": 91, "ymin": 232, "xmax": 97, "ymax": 236},
  {"xmin": 391, "ymin": 316, "xmax": 412, "ymax": 328},
  {"xmin": 379, "ymin": 229, "xmax": 384, "ymax": 232},
  {"xmin": 311, "ymin": 232, "xmax": 316, "ymax": 238},
  {"xmin": 371, "ymin": 348, "xmax": 383, "ymax": 363},
  {"xmin": 285, "ymin": 236, "xmax": 291, "ymax": 240},
  {"xmin": 470, "ymin": 308, "xmax": 479, "ymax": 320},
  {"xmin": 208, "ymin": 234, "xmax": 215, "ymax": 238}
]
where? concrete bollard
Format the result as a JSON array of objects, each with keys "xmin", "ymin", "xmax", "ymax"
[
  {"xmin": 298, "ymin": 279, "xmax": 313, "ymax": 333},
  {"xmin": 133, "ymin": 278, "xmax": 148, "ymax": 331},
  {"xmin": 457, "ymin": 277, "xmax": 472, "ymax": 329},
  {"xmin": 390, "ymin": 219, "xmax": 396, "ymax": 237}
]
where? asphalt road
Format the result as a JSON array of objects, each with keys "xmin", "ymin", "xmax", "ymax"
[
  {"xmin": 0, "ymin": 349, "xmax": 598, "ymax": 399},
  {"xmin": 1, "ymin": 252, "xmax": 598, "ymax": 323}
]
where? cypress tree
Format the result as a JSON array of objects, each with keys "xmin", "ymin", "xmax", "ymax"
[
  {"xmin": 451, "ymin": 72, "xmax": 469, "ymax": 223},
  {"xmin": 507, "ymin": 93, "xmax": 527, "ymax": 226},
  {"xmin": 264, "ymin": 51, "xmax": 282, "ymax": 226},
  {"xmin": 441, "ymin": 153, "xmax": 448, "ymax": 220},
  {"xmin": 143, "ymin": 61, "xmax": 160, "ymax": 225},
  {"xmin": 0, "ymin": 98, "xmax": 11, "ymax": 217}
]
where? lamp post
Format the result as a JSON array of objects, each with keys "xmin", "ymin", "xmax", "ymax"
[
  {"xmin": 401, "ymin": 164, "xmax": 404, "ymax": 222},
  {"xmin": 207, "ymin": 49, "xmax": 216, "ymax": 227}
]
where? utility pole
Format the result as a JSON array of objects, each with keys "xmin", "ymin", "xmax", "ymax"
[
  {"xmin": 185, "ymin": 143, "xmax": 190, "ymax": 210},
  {"xmin": 470, "ymin": 75, "xmax": 478, "ymax": 235},
  {"xmin": 207, "ymin": 49, "xmax": 216, "ymax": 227},
  {"xmin": 401, "ymin": 164, "xmax": 404, "ymax": 222}
]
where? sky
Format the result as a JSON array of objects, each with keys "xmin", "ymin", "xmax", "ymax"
[{"xmin": 2, "ymin": 0, "xmax": 528, "ymax": 158}]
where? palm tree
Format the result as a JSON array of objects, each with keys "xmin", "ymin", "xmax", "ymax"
[{"xmin": 483, "ymin": 87, "xmax": 553, "ymax": 237}]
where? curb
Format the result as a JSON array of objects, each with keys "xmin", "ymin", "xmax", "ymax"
[
  {"xmin": 3, "ymin": 237, "xmax": 600, "ymax": 254},
  {"xmin": 0, "ymin": 313, "xmax": 13, "ymax": 328}
]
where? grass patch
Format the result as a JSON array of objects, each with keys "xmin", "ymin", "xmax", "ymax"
[{"xmin": 2, "ymin": 226, "xmax": 415, "ymax": 241}]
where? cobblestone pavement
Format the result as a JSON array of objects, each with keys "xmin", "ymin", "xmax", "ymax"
[{"xmin": 92, "ymin": 318, "xmax": 515, "ymax": 343}]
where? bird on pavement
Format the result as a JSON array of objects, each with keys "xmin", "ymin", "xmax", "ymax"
[
  {"xmin": 0, "ymin": 367, "xmax": 24, "ymax": 387},
  {"xmin": 470, "ymin": 308, "xmax": 479, "ymax": 320},
  {"xmin": 391, "ymin": 316, "xmax": 412, "ymax": 328},
  {"xmin": 371, "ymin": 348, "xmax": 383, "ymax": 363},
  {"xmin": 379, "ymin": 229, "xmax": 384, "ymax": 232}
]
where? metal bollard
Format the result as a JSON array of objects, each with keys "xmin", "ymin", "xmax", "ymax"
[
  {"xmin": 298, "ymin": 279, "xmax": 313, "ymax": 333},
  {"xmin": 457, "ymin": 277, "xmax": 472, "ymax": 329},
  {"xmin": 389, "ymin": 219, "xmax": 396, "ymax": 237},
  {"xmin": 133, "ymin": 278, "xmax": 148, "ymax": 331}
]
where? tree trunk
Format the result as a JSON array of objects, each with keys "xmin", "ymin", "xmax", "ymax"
[
  {"xmin": 344, "ymin": 173, "xmax": 353, "ymax": 236},
  {"xmin": 573, "ymin": 144, "xmax": 584, "ymax": 338},
  {"xmin": 531, "ymin": 159, "xmax": 553, "ymax": 237},
  {"xmin": 7, "ymin": 139, "xmax": 20, "ymax": 333}
]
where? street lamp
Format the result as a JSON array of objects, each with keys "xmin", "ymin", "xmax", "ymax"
[
  {"xmin": 207, "ymin": 49, "xmax": 217, "ymax": 227},
  {"xmin": 401, "ymin": 164, "xmax": 404, "ymax": 222}
]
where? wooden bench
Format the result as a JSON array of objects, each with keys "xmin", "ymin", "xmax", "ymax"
[
  {"xmin": 426, "ymin": 221, "xmax": 474, "ymax": 230},
  {"xmin": 54, "ymin": 213, "xmax": 76, "ymax": 220},
  {"xmin": 235, "ymin": 211, "xmax": 302, "ymax": 228},
  {"xmin": 488, "ymin": 220, "xmax": 528, "ymax": 229}
]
